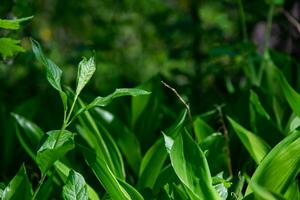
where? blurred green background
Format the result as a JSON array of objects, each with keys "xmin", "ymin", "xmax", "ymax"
[{"xmin": 1, "ymin": 0, "xmax": 299, "ymax": 182}]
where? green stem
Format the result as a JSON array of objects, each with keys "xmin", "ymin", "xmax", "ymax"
[
  {"xmin": 32, "ymin": 174, "xmax": 46, "ymax": 200},
  {"xmin": 237, "ymin": 0, "xmax": 248, "ymax": 41},
  {"xmin": 264, "ymin": 4, "xmax": 275, "ymax": 51}
]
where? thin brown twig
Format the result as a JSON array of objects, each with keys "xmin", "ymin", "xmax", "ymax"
[
  {"xmin": 215, "ymin": 104, "xmax": 233, "ymax": 177},
  {"xmin": 281, "ymin": 9, "xmax": 300, "ymax": 34},
  {"xmin": 161, "ymin": 80, "xmax": 193, "ymax": 126}
]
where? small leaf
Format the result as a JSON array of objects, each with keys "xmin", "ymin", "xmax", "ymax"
[
  {"xmin": 36, "ymin": 130, "xmax": 75, "ymax": 174},
  {"xmin": 0, "ymin": 16, "xmax": 33, "ymax": 30},
  {"xmin": 62, "ymin": 170, "xmax": 88, "ymax": 200},
  {"xmin": 2, "ymin": 164, "xmax": 33, "ymax": 200},
  {"xmin": 76, "ymin": 57, "xmax": 96, "ymax": 95},
  {"xmin": 31, "ymin": 39, "xmax": 63, "ymax": 92},
  {"xmin": 0, "ymin": 38, "xmax": 25, "ymax": 57},
  {"xmin": 164, "ymin": 131, "xmax": 220, "ymax": 200},
  {"xmin": 227, "ymin": 116, "xmax": 271, "ymax": 164},
  {"xmin": 87, "ymin": 88, "xmax": 151, "ymax": 109}
]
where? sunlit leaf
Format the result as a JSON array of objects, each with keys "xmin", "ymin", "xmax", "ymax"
[
  {"xmin": 246, "ymin": 130, "xmax": 300, "ymax": 197},
  {"xmin": 36, "ymin": 130, "xmax": 75, "ymax": 174},
  {"xmin": 76, "ymin": 57, "xmax": 96, "ymax": 96},
  {"xmin": 164, "ymin": 131, "xmax": 220, "ymax": 200},
  {"xmin": 2, "ymin": 164, "xmax": 33, "ymax": 200},
  {"xmin": 137, "ymin": 110, "xmax": 187, "ymax": 189},
  {"xmin": 0, "ymin": 16, "xmax": 33, "ymax": 30},
  {"xmin": 62, "ymin": 170, "xmax": 88, "ymax": 200}
]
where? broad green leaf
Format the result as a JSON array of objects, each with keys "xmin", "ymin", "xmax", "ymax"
[
  {"xmin": 137, "ymin": 110, "xmax": 187, "ymax": 189},
  {"xmin": 79, "ymin": 145, "xmax": 131, "ymax": 200},
  {"xmin": 62, "ymin": 170, "xmax": 88, "ymax": 200},
  {"xmin": 36, "ymin": 130, "xmax": 75, "ymax": 174},
  {"xmin": 193, "ymin": 117, "xmax": 215, "ymax": 142},
  {"xmin": 76, "ymin": 57, "xmax": 96, "ymax": 96},
  {"xmin": 246, "ymin": 177, "xmax": 285, "ymax": 200},
  {"xmin": 164, "ymin": 131, "xmax": 220, "ymax": 200},
  {"xmin": 246, "ymin": 130, "xmax": 300, "ymax": 197},
  {"xmin": 0, "ymin": 38, "xmax": 25, "ymax": 57},
  {"xmin": 227, "ymin": 117, "xmax": 270, "ymax": 164},
  {"xmin": 0, "ymin": 16, "xmax": 33, "ymax": 30},
  {"xmin": 93, "ymin": 108, "xmax": 142, "ymax": 175},
  {"xmin": 249, "ymin": 90, "xmax": 271, "ymax": 121},
  {"xmin": 87, "ymin": 88, "xmax": 151, "ymax": 109},
  {"xmin": 2, "ymin": 164, "xmax": 33, "ymax": 200}
]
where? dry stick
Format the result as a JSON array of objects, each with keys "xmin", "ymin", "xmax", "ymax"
[
  {"xmin": 215, "ymin": 105, "xmax": 233, "ymax": 177},
  {"xmin": 281, "ymin": 9, "xmax": 300, "ymax": 34},
  {"xmin": 161, "ymin": 81, "xmax": 193, "ymax": 127}
]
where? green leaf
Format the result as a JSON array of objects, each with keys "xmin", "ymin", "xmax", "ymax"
[
  {"xmin": 275, "ymin": 67, "xmax": 300, "ymax": 117},
  {"xmin": 246, "ymin": 130, "xmax": 300, "ymax": 197},
  {"xmin": 36, "ymin": 130, "xmax": 75, "ymax": 174},
  {"xmin": 79, "ymin": 145, "xmax": 131, "ymax": 200},
  {"xmin": 31, "ymin": 39, "xmax": 63, "ymax": 91},
  {"xmin": 193, "ymin": 117, "xmax": 215, "ymax": 143},
  {"xmin": 118, "ymin": 179, "xmax": 144, "ymax": 200},
  {"xmin": 0, "ymin": 38, "xmax": 25, "ymax": 57},
  {"xmin": 76, "ymin": 57, "xmax": 96, "ymax": 95},
  {"xmin": 164, "ymin": 131, "xmax": 220, "ymax": 200},
  {"xmin": 137, "ymin": 110, "xmax": 187, "ymax": 189},
  {"xmin": 247, "ymin": 180, "xmax": 286, "ymax": 200},
  {"xmin": 11, "ymin": 114, "xmax": 99, "ymax": 200},
  {"xmin": 76, "ymin": 99, "xmax": 125, "ymax": 180},
  {"xmin": 2, "ymin": 164, "xmax": 33, "ymax": 200},
  {"xmin": 93, "ymin": 108, "xmax": 142, "ymax": 175},
  {"xmin": 62, "ymin": 170, "xmax": 88, "ymax": 200},
  {"xmin": 87, "ymin": 88, "xmax": 151, "ymax": 109},
  {"xmin": 0, "ymin": 16, "xmax": 33, "ymax": 30},
  {"xmin": 227, "ymin": 117, "xmax": 270, "ymax": 164}
]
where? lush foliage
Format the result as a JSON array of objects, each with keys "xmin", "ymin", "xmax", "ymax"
[{"xmin": 0, "ymin": 0, "xmax": 299, "ymax": 199}]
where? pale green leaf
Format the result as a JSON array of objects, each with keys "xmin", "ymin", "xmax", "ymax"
[
  {"xmin": 0, "ymin": 16, "xmax": 33, "ymax": 30},
  {"xmin": 62, "ymin": 170, "xmax": 88, "ymax": 200},
  {"xmin": 76, "ymin": 57, "xmax": 96, "ymax": 95}
]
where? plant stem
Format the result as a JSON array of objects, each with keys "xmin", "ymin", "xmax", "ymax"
[
  {"xmin": 32, "ymin": 174, "xmax": 46, "ymax": 200},
  {"xmin": 264, "ymin": 4, "xmax": 275, "ymax": 51},
  {"xmin": 237, "ymin": 0, "xmax": 248, "ymax": 41}
]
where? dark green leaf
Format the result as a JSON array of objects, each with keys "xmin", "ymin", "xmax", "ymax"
[
  {"xmin": 62, "ymin": 170, "xmax": 88, "ymax": 200},
  {"xmin": 36, "ymin": 130, "xmax": 75, "ymax": 174}
]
